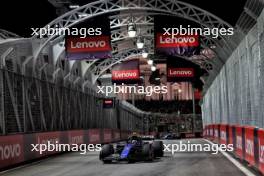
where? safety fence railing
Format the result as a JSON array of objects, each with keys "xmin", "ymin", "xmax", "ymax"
[
  {"xmin": 204, "ymin": 124, "xmax": 264, "ymax": 175},
  {"xmin": 0, "ymin": 69, "xmax": 146, "ymax": 135},
  {"xmin": 202, "ymin": 8, "xmax": 264, "ymax": 128}
]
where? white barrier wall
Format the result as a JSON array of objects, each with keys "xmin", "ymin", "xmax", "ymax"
[{"xmin": 202, "ymin": 9, "xmax": 264, "ymax": 127}]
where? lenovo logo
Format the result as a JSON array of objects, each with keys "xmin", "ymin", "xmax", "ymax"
[
  {"xmin": 67, "ymin": 36, "xmax": 111, "ymax": 52},
  {"xmin": 259, "ymin": 145, "xmax": 264, "ymax": 163},
  {"xmin": 236, "ymin": 136, "xmax": 242, "ymax": 149},
  {"xmin": 70, "ymin": 136, "xmax": 84, "ymax": 144},
  {"xmin": 0, "ymin": 144, "xmax": 21, "ymax": 160},
  {"xmin": 90, "ymin": 134, "xmax": 100, "ymax": 143},
  {"xmin": 221, "ymin": 131, "xmax": 226, "ymax": 141},
  {"xmin": 167, "ymin": 68, "xmax": 194, "ymax": 77},
  {"xmin": 156, "ymin": 33, "xmax": 199, "ymax": 47},
  {"xmin": 245, "ymin": 139, "xmax": 253, "ymax": 156},
  {"xmin": 70, "ymin": 40, "xmax": 106, "ymax": 49},
  {"xmin": 112, "ymin": 70, "xmax": 139, "ymax": 80}
]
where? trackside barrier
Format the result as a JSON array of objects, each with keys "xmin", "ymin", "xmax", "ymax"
[
  {"xmin": 228, "ymin": 125, "xmax": 236, "ymax": 146},
  {"xmin": 204, "ymin": 124, "xmax": 264, "ymax": 174},
  {"xmin": 220, "ymin": 124, "xmax": 228, "ymax": 145},
  {"xmin": 103, "ymin": 129, "xmax": 112, "ymax": 144},
  {"xmin": 258, "ymin": 129, "xmax": 264, "ymax": 174},
  {"xmin": 207, "ymin": 124, "xmax": 214, "ymax": 139},
  {"xmin": 235, "ymin": 126, "xmax": 244, "ymax": 159},
  {"xmin": 0, "ymin": 129, "xmax": 130, "ymax": 170},
  {"xmin": 213, "ymin": 124, "xmax": 220, "ymax": 143}
]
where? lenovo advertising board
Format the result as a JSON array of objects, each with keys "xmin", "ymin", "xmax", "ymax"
[
  {"xmin": 103, "ymin": 98, "xmax": 115, "ymax": 109},
  {"xmin": 112, "ymin": 59, "xmax": 140, "ymax": 84},
  {"xmin": 65, "ymin": 17, "xmax": 112, "ymax": 60},
  {"xmin": 155, "ymin": 16, "xmax": 200, "ymax": 57},
  {"xmin": 166, "ymin": 57, "xmax": 196, "ymax": 82}
]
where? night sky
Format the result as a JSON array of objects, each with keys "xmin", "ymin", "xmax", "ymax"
[{"xmin": 0, "ymin": 0, "xmax": 247, "ymax": 37}]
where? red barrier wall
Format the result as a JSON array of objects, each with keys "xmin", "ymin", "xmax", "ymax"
[
  {"xmin": 113, "ymin": 130, "xmax": 120, "ymax": 142},
  {"xmin": 244, "ymin": 126, "xmax": 255, "ymax": 166},
  {"xmin": 220, "ymin": 124, "xmax": 228, "ymax": 144},
  {"xmin": 235, "ymin": 126, "xmax": 244, "ymax": 159},
  {"xmin": 258, "ymin": 129, "xmax": 264, "ymax": 174},
  {"xmin": 213, "ymin": 124, "xmax": 220, "ymax": 143},
  {"xmin": 209, "ymin": 124, "xmax": 214, "ymax": 138},
  {"xmin": 103, "ymin": 129, "xmax": 112, "ymax": 143},
  {"xmin": 68, "ymin": 130, "xmax": 85, "ymax": 145},
  {"xmin": 228, "ymin": 125, "xmax": 235, "ymax": 145},
  {"xmin": 0, "ymin": 135, "xmax": 24, "ymax": 168},
  {"xmin": 88, "ymin": 129, "xmax": 101, "ymax": 144},
  {"xmin": 204, "ymin": 124, "xmax": 263, "ymax": 174},
  {"xmin": 35, "ymin": 132, "xmax": 61, "ymax": 157}
]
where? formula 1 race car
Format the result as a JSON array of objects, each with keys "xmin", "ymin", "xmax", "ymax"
[{"xmin": 99, "ymin": 135, "xmax": 164, "ymax": 163}]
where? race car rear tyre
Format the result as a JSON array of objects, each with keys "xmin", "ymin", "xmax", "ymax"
[
  {"xmin": 100, "ymin": 144, "xmax": 114, "ymax": 163},
  {"xmin": 142, "ymin": 143, "xmax": 154, "ymax": 161},
  {"xmin": 152, "ymin": 141, "xmax": 164, "ymax": 157}
]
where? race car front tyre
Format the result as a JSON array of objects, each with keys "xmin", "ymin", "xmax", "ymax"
[
  {"xmin": 142, "ymin": 143, "xmax": 154, "ymax": 161},
  {"xmin": 152, "ymin": 141, "xmax": 164, "ymax": 157},
  {"xmin": 99, "ymin": 144, "xmax": 114, "ymax": 163}
]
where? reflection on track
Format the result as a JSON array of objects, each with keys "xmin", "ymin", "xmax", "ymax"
[{"xmin": 1, "ymin": 139, "xmax": 246, "ymax": 176}]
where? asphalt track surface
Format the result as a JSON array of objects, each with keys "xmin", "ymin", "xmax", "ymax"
[{"xmin": 1, "ymin": 139, "xmax": 247, "ymax": 176}]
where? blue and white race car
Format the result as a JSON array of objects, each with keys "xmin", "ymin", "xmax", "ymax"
[{"xmin": 99, "ymin": 135, "xmax": 164, "ymax": 163}]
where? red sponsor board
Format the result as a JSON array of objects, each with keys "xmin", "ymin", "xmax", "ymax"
[
  {"xmin": 220, "ymin": 124, "xmax": 228, "ymax": 144},
  {"xmin": 156, "ymin": 33, "xmax": 199, "ymax": 48},
  {"xmin": 258, "ymin": 129, "xmax": 264, "ymax": 174},
  {"xmin": 66, "ymin": 36, "xmax": 111, "ymax": 53},
  {"xmin": 209, "ymin": 124, "xmax": 214, "ymax": 138},
  {"xmin": 235, "ymin": 126, "xmax": 244, "ymax": 159},
  {"xmin": 114, "ymin": 130, "xmax": 120, "ymax": 141},
  {"xmin": 203, "ymin": 126, "xmax": 208, "ymax": 137},
  {"xmin": 88, "ymin": 129, "xmax": 101, "ymax": 144},
  {"xmin": 167, "ymin": 68, "xmax": 194, "ymax": 78},
  {"xmin": 103, "ymin": 129, "xmax": 112, "ymax": 143},
  {"xmin": 112, "ymin": 69, "xmax": 139, "ymax": 80},
  {"xmin": 244, "ymin": 126, "xmax": 255, "ymax": 166},
  {"xmin": 68, "ymin": 130, "xmax": 84, "ymax": 145},
  {"xmin": 121, "ymin": 131, "xmax": 130, "ymax": 140},
  {"xmin": 35, "ymin": 132, "xmax": 61, "ymax": 157},
  {"xmin": 103, "ymin": 99, "xmax": 114, "ymax": 108},
  {"xmin": 185, "ymin": 133, "xmax": 195, "ymax": 138},
  {"xmin": 206, "ymin": 126, "xmax": 210, "ymax": 137},
  {"xmin": 228, "ymin": 125, "xmax": 235, "ymax": 145},
  {"xmin": 213, "ymin": 124, "xmax": 219, "ymax": 142},
  {"xmin": 104, "ymin": 100, "xmax": 113, "ymax": 104},
  {"xmin": 0, "ymin": 135, "xmax": 24, "ymax": 169}
]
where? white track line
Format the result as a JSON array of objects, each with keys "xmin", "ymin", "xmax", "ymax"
[{"xmin": 204, "ymin": 139, "xmax": 256, "ymax": 176}]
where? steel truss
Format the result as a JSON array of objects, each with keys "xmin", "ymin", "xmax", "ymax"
[
  {"xmin": 31, "ymin": 0, "xmax": 235, "ymax": 78},
  {"xmin": 0, "ymin": 29, "xmax": 20, "ymax": 39},
  {"xmin": 56, "ymin": 13, "xmax": 220, "ymax": 82}
]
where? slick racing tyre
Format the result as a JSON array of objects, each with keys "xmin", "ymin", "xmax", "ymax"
[
  {"xmin": 99, "ymin": 144, "xmax": 114, "ymax": 163},
  {"xmin": 152, "ymin": 141, "xmax": 164, "ymax": 157},
  {"xmin": 142, "ymin": 143, "xmax": 154, "ymax": 161}
]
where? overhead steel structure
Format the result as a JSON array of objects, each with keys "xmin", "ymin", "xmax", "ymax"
[
  {"xmin": 0, "ymin": 29, "xmax": 20, "ymax": 40},
  {"xmin": 1, "ymin": 0, "xmax": 248, "ymax": 86},
  {"xmin": 29, "ymin": 0, "xmax": 242, "ymax": 85}
]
